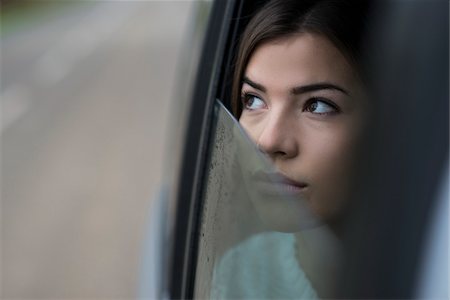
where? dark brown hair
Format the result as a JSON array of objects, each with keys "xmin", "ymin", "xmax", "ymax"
[{"xmin": 231, "ymin": 0, "xmax": 369, "ymax": 117}]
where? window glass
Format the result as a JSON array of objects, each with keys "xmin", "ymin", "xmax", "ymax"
[
  {"xmin": 193, "ymin": 1, "xmax": 448, "ymax": 298},
  {"xmin": 194, "ymin": 101, "xmax": 340, "ymax": 299},
  {"xmin": 1, "ymin": 1, "xmax": 200, "ymax": 298}
]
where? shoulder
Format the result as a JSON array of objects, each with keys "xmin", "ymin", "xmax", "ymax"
[{"xmin": 211, "ymin": 232, "xmax": 317, "ymax": 299}]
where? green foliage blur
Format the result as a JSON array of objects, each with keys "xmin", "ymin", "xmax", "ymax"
[{"xmin": 1, "ymin": 0, "xmax": 80, "ymax": 38}]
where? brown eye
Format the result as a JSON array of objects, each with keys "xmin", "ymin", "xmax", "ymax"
[
  {"xmin": 305, "ymin": 98, "xmax": 339, "ymax": 115},
  {"xmin": 242, "ymin": 94, "xmax": 266, "ymax": 110}
]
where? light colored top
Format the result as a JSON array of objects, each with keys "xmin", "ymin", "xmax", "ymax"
[{"xmin": 211, "ymin": 232, "xmax": 318, "ymax": 299}]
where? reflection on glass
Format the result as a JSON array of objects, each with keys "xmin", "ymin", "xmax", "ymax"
[{"xmin": 194, "ymin": 101, "xmax": 341, "ymax": 299}]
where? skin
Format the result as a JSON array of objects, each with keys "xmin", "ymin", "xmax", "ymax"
[{"xmin": 239, "ymin": 33, "xmax": 367, "ymax": 225}]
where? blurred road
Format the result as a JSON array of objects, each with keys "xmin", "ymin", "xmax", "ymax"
[{"xmin": 1, "ymin": 1, "xmax": 194, "ymax": 298}]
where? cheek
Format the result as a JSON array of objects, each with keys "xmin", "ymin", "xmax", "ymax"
[
  {"xmin": 307, "ymin": 142, "xmax": 354, "ymax": 195},
  {"xmin": 304, "ymin": 127, "xmax": 361, "ymax": 219},
  {"xmin": 239, "ymin": 117, "xmax": 261, "ymax": 143},
  {"xmin": 305, "ymin": 125, "xmax": 358, "ymax": 173}
]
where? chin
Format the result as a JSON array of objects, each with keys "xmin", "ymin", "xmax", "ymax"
[{"xmin": 249, "ymin": 190, "xmax": 324, "ymax": 232}]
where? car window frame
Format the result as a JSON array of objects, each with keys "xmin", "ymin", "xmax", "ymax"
[
  {"xmin": 169, "ymin": 0, "xmax": 449, "ymax": 299},
  {"xmin": 168, "ymin": 0, "xmax": 243, "ymax": 299}
]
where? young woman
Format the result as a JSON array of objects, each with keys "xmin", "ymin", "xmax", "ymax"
[
  {"xmin": 233, "ymin": 0, "xmax": 369, "ymax": 231},
  {"xmin": 212, "ymin": 0, "xmax": 370, "ymax": 298}
]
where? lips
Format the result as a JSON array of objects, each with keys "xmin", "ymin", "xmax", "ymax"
[
  {"xmin": 278, "ymin": 173, "xmax": 308, "ymax": 188},
  {"xmin": 251, "ymin": 170, "xmax": 308, "ymax": 196}
]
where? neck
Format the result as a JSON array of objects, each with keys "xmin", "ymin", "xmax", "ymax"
[{"xmin": 294, "ymin": 226, "xmax": 343, "ymax": 298}]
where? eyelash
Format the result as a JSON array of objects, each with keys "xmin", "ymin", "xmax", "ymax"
[
  {"xmin": 303, "ymin": 97, "xmax": 340, "ymax": 115},
  {"xmin": 241, "ymin": 92, "xmax": 340, "ymax": 116},
  {"xmin": 241, "ymin": 92, "xmax": 266, "ymax": 110}
]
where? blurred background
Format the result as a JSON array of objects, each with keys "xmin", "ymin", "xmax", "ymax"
[
  {"xmin": 3, "ymin": 1, "xmax": 447, "ymax": 299},
  {"xmin": 1, "ymin": 0, "xmax": 200, "ymax": 298}
]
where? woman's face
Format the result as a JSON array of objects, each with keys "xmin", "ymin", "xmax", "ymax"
[{"xmin": 239, "ymin": 33, "xmax": 367, "ymax": 223}]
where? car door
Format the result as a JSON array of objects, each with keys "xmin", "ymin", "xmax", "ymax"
[{"xmin": 164, "ymin": 0, "xmax": 448, "ymax": 299}]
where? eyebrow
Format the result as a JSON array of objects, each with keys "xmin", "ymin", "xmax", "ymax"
[
  {"xmin": 243, "ymin": 77, "xmax": 267, "ymax": 92},
  {"xmin": 242, "ymin": 76, "xmax": 349, "ymax": 95}
]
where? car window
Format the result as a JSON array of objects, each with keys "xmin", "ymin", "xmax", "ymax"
[
  {"xmin": 194, "ymin": 101, "xmax": 338, "ymax": 299},
  {"xmin": 191, "ymin": 1, "xmax": 448, "ymax": 299}
]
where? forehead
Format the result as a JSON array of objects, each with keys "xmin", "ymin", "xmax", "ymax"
[{"xmin": 244, "ymin": 33, "xmax": 355, "ymax": 90}]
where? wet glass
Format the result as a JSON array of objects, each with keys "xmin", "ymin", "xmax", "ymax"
[{"xmin": 194, "ymin": 100, "xmax": 342, "ymax": 299}]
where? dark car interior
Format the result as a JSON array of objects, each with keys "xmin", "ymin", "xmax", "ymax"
[{"xmin": 168, "ymin": 0, "xmax": 448, "ymax": 298}]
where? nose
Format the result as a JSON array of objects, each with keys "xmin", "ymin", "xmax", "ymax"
[{"xmin": 256, "ymin": 111, "xmax": 299, "ymax": 160}]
